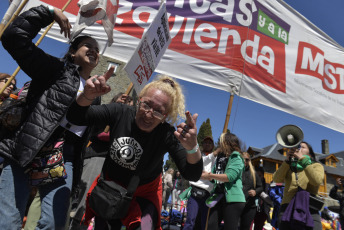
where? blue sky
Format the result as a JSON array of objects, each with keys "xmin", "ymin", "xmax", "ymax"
[{"xmin": 1, "ymin": 0, "xmax": 344, "ymax": 154}]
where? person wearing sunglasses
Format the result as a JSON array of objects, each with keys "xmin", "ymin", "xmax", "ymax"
[
  {"xmin": 273, "ymin": 142, "xmax": 324, "ymax": 229},
  {"xmin": 240, "ymin": 152, "xmax": 263, "ymax": 230},
  {"xmin": 0, "ymin": 73, "xmax": 16, "ymax": 104},
  {"xmin": 66, "ymin": 75, "xmax": 202, "ymax": 230}
]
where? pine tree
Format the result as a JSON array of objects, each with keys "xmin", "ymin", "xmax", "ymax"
[{"xmin": 197, "ymin": 118, "xmax": 213, "ymax": 149}]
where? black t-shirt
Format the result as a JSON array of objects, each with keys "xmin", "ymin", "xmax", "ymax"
[{"xmin": 67, "ymin": 102, "xmax": 203, "ymax": 186}]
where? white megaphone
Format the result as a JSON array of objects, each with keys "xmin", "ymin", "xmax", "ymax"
[{"xmin": 276, "ymin": 125, "xmax": 304, "ymax": 148}]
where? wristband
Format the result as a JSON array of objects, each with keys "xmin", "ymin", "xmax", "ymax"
[
  {"xmin": 48, "ymin": 5, "xmax": 54, "ymax": 16},
  {"xmin": 186, "ymin": 143, "xmax": 199, "ymax": 154}
]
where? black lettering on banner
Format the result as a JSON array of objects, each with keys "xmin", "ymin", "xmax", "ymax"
[
  {"xmin": 157, "ymin": 26, "xmax": 166, "ymax": 48},
  {"xmin": 151, "ymin": 38, "xmax": 160, "ymax": 57},
  {"xmin": 161, "ymin": 13, "xmax": 169, "ymax": 41}
]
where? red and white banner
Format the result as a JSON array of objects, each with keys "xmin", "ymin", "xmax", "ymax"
[{"xmin": 23, "ymin": 0, "xmax": 344, "ymax": 133}]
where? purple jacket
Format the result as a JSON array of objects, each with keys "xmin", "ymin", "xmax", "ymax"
[{"xmin": 281, "ymin": 187, "xmax": 313, "ymax": 229}]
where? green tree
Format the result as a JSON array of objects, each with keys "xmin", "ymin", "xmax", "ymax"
[{"xmin": 197, "ymin": 118, "xmax": 213, "ymax": 150}]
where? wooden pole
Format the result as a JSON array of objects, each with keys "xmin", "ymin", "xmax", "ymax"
[
  {"xmin": 0, "ymin": 0, "xmax": 29, "ymax": 39},
  {"xmin": 204, "ymin": 208, "xmax": 210, "ymax": 230},
  {"xmin": 125, "ymin": 82, "xmax": 133, "ymax": 95},
  {"xmin": 222, "ymin": 92, "xmax": 234, "ymax": 133},
  {"xmin": 0, "ymin": 0, "xmax": 73, "ymax": 95}
]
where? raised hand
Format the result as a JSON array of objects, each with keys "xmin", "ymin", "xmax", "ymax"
[
  {"xmin": 174, "ymin": 111, "xmax": 198, "ymax": 151},
  {"xmin": 78, "ymin": 66, "xmax": 114, "ymax": 105},
  {"xmin": 53, "ymin": 7, "xmax": 71, "ymax": 39}
]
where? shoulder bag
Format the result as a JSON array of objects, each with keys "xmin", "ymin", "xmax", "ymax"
[{"xmin": 89, "ymin": 169, "xmax": 140, "ymax": 220}]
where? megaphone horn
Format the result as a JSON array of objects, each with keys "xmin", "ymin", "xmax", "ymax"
[{"xmin": 276, "ymin": 125, "xmax": 304, "ymax": 148}]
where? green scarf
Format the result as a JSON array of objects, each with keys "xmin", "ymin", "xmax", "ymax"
[{"xmin": 290, "ymin": 155, "xmax": 312, "ymax": 172}]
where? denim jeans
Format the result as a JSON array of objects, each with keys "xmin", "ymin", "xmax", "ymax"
[{"xmin": 0, "ymin": 159, "xmax": 73, "ymax": 230}]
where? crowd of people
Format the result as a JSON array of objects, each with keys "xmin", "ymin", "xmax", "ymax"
[{"xmin": 0, "ymin": 4, "xmax": 341, "ymax": 230}]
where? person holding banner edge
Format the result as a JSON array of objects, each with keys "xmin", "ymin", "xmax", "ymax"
[
  {"xmin": 66, "ymin": 75, "xmax": 203, "ymax": 229},
  {"xmin": 0, "ymin": 5, "xmax": 107, "ymax": 230}
]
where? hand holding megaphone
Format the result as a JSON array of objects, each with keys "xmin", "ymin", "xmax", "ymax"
[
  {"xmin": 276, "ymin": 125, "xmax": 304, "ymax": 163},
  {"xmin": 287, "ymin": 147, "xmax": 303, "ymax": 160}
]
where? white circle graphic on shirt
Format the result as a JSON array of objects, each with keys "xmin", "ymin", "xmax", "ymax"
[{"xmin": 109, "ymin": 137, "xmax": 143, "ymax": 170}]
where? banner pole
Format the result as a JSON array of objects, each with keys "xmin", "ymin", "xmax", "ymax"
[
  {"xmin": 222, "ymin": 92, "xmax": 234, "ymax": 133},
  {"xmin": 125, "ymin": 82, "xmax": 133, "ymax": 95},
  {"xmin": 0, "ymin": 0, "xmax": 28, "ymax": 39},
  {"xmin": 0, "ymin": 0, "xmax": 73, "ymax": 95}
]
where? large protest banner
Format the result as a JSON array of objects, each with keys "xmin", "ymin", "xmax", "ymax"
[{"xmin": 21, "ymin": 0, "xmax": 344, "ymax": 133}]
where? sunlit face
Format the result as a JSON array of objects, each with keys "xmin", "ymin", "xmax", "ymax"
[
  {"xmin": 0, "ymin": 77, "xmax": 16, "ymax": 98},
  {"xmin": 135, "ymin": 88, "xmax": 171, "ymax": 133},
  {"xmin": 72, "ymin": 38, "xmax": 99, "ymax": 71}
]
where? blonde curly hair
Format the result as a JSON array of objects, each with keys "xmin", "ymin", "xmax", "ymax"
[{"xmin": 139, "ymin": 75, "xmax": 185, "ymax": 125}]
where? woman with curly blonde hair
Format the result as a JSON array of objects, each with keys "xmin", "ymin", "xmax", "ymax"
[
  {"xmin": 66, "ymin": 74, "xmax": 203, "ymax": 229},
  {"xmin": 139, "ymin": 75, "xmax": 185, "ymax": 125}
]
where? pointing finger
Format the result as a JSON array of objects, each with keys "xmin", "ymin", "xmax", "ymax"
[
  {"xmin": 97, "ymin": 66, "xmax": 114, "ymax": 86},
  {"xmin": 185, "ymin": 111, "xmax": 198, "ymax": 128},
  {"xmin": 104, "ymin": 65, "xmax": 115, "ymax": 81}
]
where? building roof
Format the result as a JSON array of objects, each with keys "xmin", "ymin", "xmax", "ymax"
[{"xmin": 251, "ymin": 143, "xmax": 286, "ymax": 161}]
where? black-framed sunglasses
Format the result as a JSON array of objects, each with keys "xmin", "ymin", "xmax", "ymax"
[
  {"xmin": 138, "ymin": 100, "xmax": 166, "ymax": 120},
  {"xmin": 0, "ymin": 78, "xmax": 17, "ymax": 90}
]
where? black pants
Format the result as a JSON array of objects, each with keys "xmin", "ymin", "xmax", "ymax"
[
  {"xmin": 278, "ymin": 204, "xmax": 322, "ymax": 230},
  {"xmin": 95, "ymin": 197, "xmax": 158, "ymax": 230},
  {"xmin": 207, "ymin": 195, "xmax": 245, "ymax": 230},
  {"xmin": 240, "ymin": 203, "xmax": 257, "ymax": 230}
]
